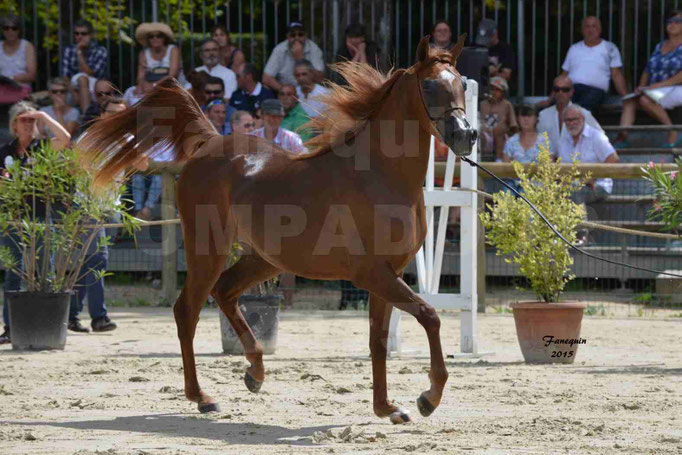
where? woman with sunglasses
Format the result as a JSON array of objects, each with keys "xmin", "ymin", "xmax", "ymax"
[
  {"xmin": 0, "ymin": 14, "xmax": 36, "ymax": 104},
  {"xmin": 0, "ymin": 101, "xmax": 71, "ymax": 344},
  {"xmin": 615, "ymin": 10, "xmax": 682, "ymax": 148},
  {"xmin": 39, "ymin": 77, "xmax": 80, "ymax": 136},
  {"xmin": 134, "ymin": 22, "xmax": 181, "ymax": 87},
  {"xmin": 210, "ymin": 25, "xmax": 245, "ymax": 73}
]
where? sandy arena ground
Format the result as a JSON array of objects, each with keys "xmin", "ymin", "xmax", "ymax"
[{"xmin": 1, "ymin": 308, "xmax": 681, "ymax": 455}]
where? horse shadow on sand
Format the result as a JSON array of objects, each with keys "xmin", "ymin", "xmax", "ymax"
[{"xmin": 1, "ymin": 414, "xmax": 345, "ymax": 446}]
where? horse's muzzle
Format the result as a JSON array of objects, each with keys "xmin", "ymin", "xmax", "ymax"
[{"xmin": 442, "ymin": 113, "xmax": 477, "ymax": 156}]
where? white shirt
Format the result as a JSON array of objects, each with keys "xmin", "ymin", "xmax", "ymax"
[
  {"xmin": 296, "ymin": 84, "xmax": 329, "ymax": 118},
  {"xmin": 561, "ymin": 40, "xmax": 623, "ymax": 91},
  {"xmin": 538, "ymin": 102, "xmax": 602, "ymax": 156},
  {"xmin": 123, "ymin": 86, "xmax": 144, "ymax": 106},
  {"xmin": 195, "ymin": 64, "xmax": 237, "ymax": 99},
  {"xmin": 251, "ymin": 127, "xmax": 305, "ymax": 154},
  {"xmin": 558, "ymin": 123, "xmax": 616, "ymax": 193}
]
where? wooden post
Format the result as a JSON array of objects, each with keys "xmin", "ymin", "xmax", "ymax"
[
  {"xmin": 477, "ymin": 173, "xmax": 486, "ymax": 313},
  {"xmin": 161, "ymin": 171, "xmax": 177, "ymax": 306}
]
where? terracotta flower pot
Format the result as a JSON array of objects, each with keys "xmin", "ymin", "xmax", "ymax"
[{"xmin": 510, "ymin": 301, "xmax": 587, "ymax": 364}]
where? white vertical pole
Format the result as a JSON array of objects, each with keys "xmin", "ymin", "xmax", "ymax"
[
  {"xmin": 387, "ymin": 308, "xmax": 402, "ymax": 356},
  {"xmin": 425, "ymin": 136, "xmax": 436, "ymax": 288},
  {"xmin": 430, "ymin": 148, "xmax": 457, "ymax": 293},
  {"xmin": 459, "ymin": 81, "xmax": 479, "ymax": 354}
]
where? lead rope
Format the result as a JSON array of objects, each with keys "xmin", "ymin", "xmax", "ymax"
[{"xmin": 460, "ymin": 156, "xmax": 682, "ymax": 279}]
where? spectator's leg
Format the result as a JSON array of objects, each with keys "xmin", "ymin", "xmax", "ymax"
[
  {"xmin": 616, "ymin": 98, "xmax": 639, "ymax": 144},
  {"xmin": 572, "ymin": 84, "xmax": 606, "ymax": 112},
  {"xmin": 69, "ymin": 271, "xmax": 88, "ymax": 321},
  {"xmin": 1, "ymin": 230, "xmax": 22, "ymax": 330},
  {"xmin": 492, "ymin": 126, "xmax": 507, "ymax": 161},
  {"xmin": 76, "ymin": 75, "xmax": 92, "ymax": 113},
  {"xmin": 131, "ymin": 174, "xmax": 146, "ymax": 214},
  {"xmin": 140, "ymin": 174, "xmax": 162, "ymax": 220},
  {"xmin": 83, "ymin": 253, "xmax": 108, "ymax": 320},
  {"xmin": 639, "ymin": 96, "xmax": 676, "ymax": 144}
]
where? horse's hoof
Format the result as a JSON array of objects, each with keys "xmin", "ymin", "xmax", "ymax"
[
  {"xmin": 244, "ymin": 371, "xmax": 262, "ymax": 393},
  {"xmin": 417, "ymin": 392, "xmax": 436, "ymax": 417},
  {"xmin": 389, "ymin": 408, "xmax": 411, "ymax": 424},
  {"xmin": 198, "ymin": 402, "xmax": 220, "ymax": 413}
]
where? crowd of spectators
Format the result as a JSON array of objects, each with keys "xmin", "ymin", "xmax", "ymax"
[{"xmin": 1, "ymin": 9, "xmax": 682, "ymax": 337}]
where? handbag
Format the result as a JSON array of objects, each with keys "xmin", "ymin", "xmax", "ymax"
[{"xmin": 0, "ymin": 75, "xmax": 31, "ymax": 104}]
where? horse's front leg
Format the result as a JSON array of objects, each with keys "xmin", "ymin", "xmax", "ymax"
[
  {"xmin": 356, "ymin": 265, "xmax": 448, "ymax": 420},
  {"xmin": 369, "ymin": 292, "xmax": 412, "ymax": 424}
]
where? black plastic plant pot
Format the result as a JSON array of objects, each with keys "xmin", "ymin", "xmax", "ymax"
[
  {"xmin": 7, "ymin": 291, "xmax": 71, "ymax": 351},
  {"xmin": 220, "ymin": 294, "xmax": 283, "ymax": 355}
]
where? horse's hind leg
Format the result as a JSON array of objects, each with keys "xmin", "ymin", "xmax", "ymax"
[
  {"xmin": 174, "ymin": 253, "xmax": 227, "ymax": 413},
  {"xmin": 211, "ymin": 252, "xmax": 280, "ymax": 393},
  {"xmin": 355, "ymin": 265, "xmax": 448, "ymax": 421},
  {"xmin": 369, "ymin": 292, "xmax": 411, "ymax": 424}
]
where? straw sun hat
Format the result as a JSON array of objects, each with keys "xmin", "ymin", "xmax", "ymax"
[{"xmin": 135, "ymin": 22, "xmax": 175, "ymax": 47}]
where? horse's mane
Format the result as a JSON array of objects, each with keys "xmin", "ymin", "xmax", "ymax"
[{"xmin": 297, "ymin": 61, "xmax": 407, "ymax": 159}]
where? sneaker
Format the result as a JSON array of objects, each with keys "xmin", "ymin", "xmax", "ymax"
[
  {"xmin": 0, "ymin": 327, "xmax": 10, "ymax": 344},
  {"xmin": 91, "ymin": 316, "xmax": 117, "ymax": 332},
  {"xmin": 68, "ymin": 318, "xmax": 90, "ymax": 333}
]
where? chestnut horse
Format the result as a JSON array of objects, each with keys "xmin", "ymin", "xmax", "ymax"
[{"xmin": 80, "ymin": 35, "xmax": 476, "ymax": 424}]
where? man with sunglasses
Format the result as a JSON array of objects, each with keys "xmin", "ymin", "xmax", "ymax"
[
  {"xmin": 77, "ymin": 79, "xmax": 118, "ymax": 135},
  {"xmin": 202, "ymin": 76, "xmax": 237, "ymax": 134},
  {"xmin": 538, "ymin": 75, "xmax": 602, "ymax": 156},
  {"xmin": 263, "ymin": 21, "xmax": 324, "ymax": 93},
  {"xmin": 560, "ymin": 16, "xmax": 628, "ymax": 112},
  {"xmin": 60, "ymin": 20, "xmax": 108, "ymax": 113}
]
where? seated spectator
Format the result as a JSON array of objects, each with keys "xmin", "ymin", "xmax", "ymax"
[
  {"xmin": 0, "ymin": 101, "xmax": 71, "ymax": 344},
  {"xmin": 475, "ymin": 18, "xmax": 515, "ymax": 82},
  {"xmin": 295, "ymin": 59, "xmax": 329, "ymax": 118},
  {"xmin": 206, "ymin": 99, "xmax": 230, "ymax": 135},
  {"xmin": 230, "ymin": 110, "xmax": 256, "ymax": 135},
  {"xmin": 193, "ymin": 39, "xmax": 237, "ymax": 101},
  {"xmin": 430, "ymin": 20, "xmax": 455, "ymax": 51},
  {"xmin": 250, "ymin": 99, "xmax": 305, "ymax": 154},
  {"xmin": 186, "ymin": 69, "xmax": 210, "ymax": 107},
  {"xmin": 614, "ymin": 9, "xmax": 682, "ymax": 148},
  {"xmin": 60, "ymin": 20, "xmax": 108, "ymax": 113},
  {"xmin": 334, "ymin": 23, "xmax": 383, "ymax": 73},
  {"xmin": 537, "ymin": 75, "xmax": 602, "ymax": 156},
  {"xmin": 122, "ymin": 71, "xmax": 157, "ymax": 106},
  {"xmin": 279, "ymin": 83, "xmax": 313, "ymax": 142},
  {"xmin": 263, "ymin": 21, "xmax": 324, "ymax": 92},
  {"xmin": 558, "ymin": 104, "xmax": 620, "ymax": 245},
  {"xmin": 230, "ymin": 62, "xmax": 275, "ymax": 114},
  {"xmin": 78, "ymin": 79, "xmax": 118, "ymax": 133},
  {"xmin": 135, "ymin": 22, "xmax": 181, "ymax": 87},
  {"xmin": 503, "ymin": 105, "xmax": 549, "ymax": 163},
  {"xmin": 0, "ymin": 14, "xmax": 36, "ymax": 103},
  {"xmin": 480, "ymin": 76, "xmax": 517, "ymax": 161},
  {"xmin": 211, "ymin": 25, "xmax": 245, "ymax": 72},
  {"xmin": 561, "ymin": 16, "xmax": 627, "ymax": 112},
  {"xmin": 39, "ymin": 77, "xmax": 80, "ymax": 136}
]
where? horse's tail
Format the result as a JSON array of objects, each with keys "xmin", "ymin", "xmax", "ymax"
[{"xmin": 78, "ymin": 78, "xmax": 216, "ymax": 188}]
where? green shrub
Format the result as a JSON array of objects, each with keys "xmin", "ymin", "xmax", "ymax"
[{"xmin": 480, "ymin": 144, "xmax": 586, "ymax": 303}]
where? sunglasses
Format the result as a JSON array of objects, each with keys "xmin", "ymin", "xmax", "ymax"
[
  {"xmin": 207, "ymin": 99, "xmax": 225, "ymax": 107},
  {"xmin": 204, "ymin": 89, "xmax": 223, "ymax": 95},
  {"xmin": 241, "ymin": 122, "xmax": 255, "ymax": 128},
  {"xmin": 74, "ymin": 30, "xmax": 89, "ymax": 36},
  {"xmin": 148, "ymin": 33, "xmax": 164, "ymax": 39},
  {"xmin": 50, "ymin": 89, "xmax": 67, "ymax": 94},
  {"xmin": 3, "ymin": 25, "xmax": 18, "ymax": 31},
  {"xmin": 553, "ymin": 86, "xmax": 572, "ymax": 93},
  {"xmin": 667, "ymin": 17, "xmax": 682, "ymax": 24},
  {"xmin": 289, "ymin": 31, "xmax": 306, "ymax": 38},
  {"xmin": 96, "ymin": 91, "xmax": 114, "ymax": 97}
]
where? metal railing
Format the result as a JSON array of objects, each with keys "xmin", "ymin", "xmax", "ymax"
[{"xmin": 10, "ymin": 0, "xmax": 676, "ymax": 100}]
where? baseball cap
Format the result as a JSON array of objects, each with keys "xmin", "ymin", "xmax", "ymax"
[
  {"xmin": 261, "ymin": 99, "xmax": 285, "ymax": 116},
  {"xmin": 475, "ymin": 18, "xmax": 497, "ymax": 46},
  {"xmin": 490, "ymin": 76, "xmax": 508, "ymax": 92},
  {"xmin": 287, "ymin": 21, "xmax": 305, "ymax": 32}
]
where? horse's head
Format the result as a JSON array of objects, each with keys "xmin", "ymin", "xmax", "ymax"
[{"xmin": 413, "ymin": 34, "xmax": 477, "ymax": 156}]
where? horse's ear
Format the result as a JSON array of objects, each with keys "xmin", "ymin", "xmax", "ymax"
[
  {"xmin": 416, "ymin": 36, "xmax": 431, "ymax": 63},
  {"xmin": 450, "ymin": 33, "xmax": 467, "ymax": 61}
]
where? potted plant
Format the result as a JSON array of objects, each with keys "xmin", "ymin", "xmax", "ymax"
[
  {"xmin": 219, "ymin": 251, "xmax": 282, "ymax": 355},
  {"xmin": 0, "ymin": 143, "xmax": 134, "ymax": 350},
  {"xmin": 480, "ymin": 144, "xmax": 588, "ymax": 364}
]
